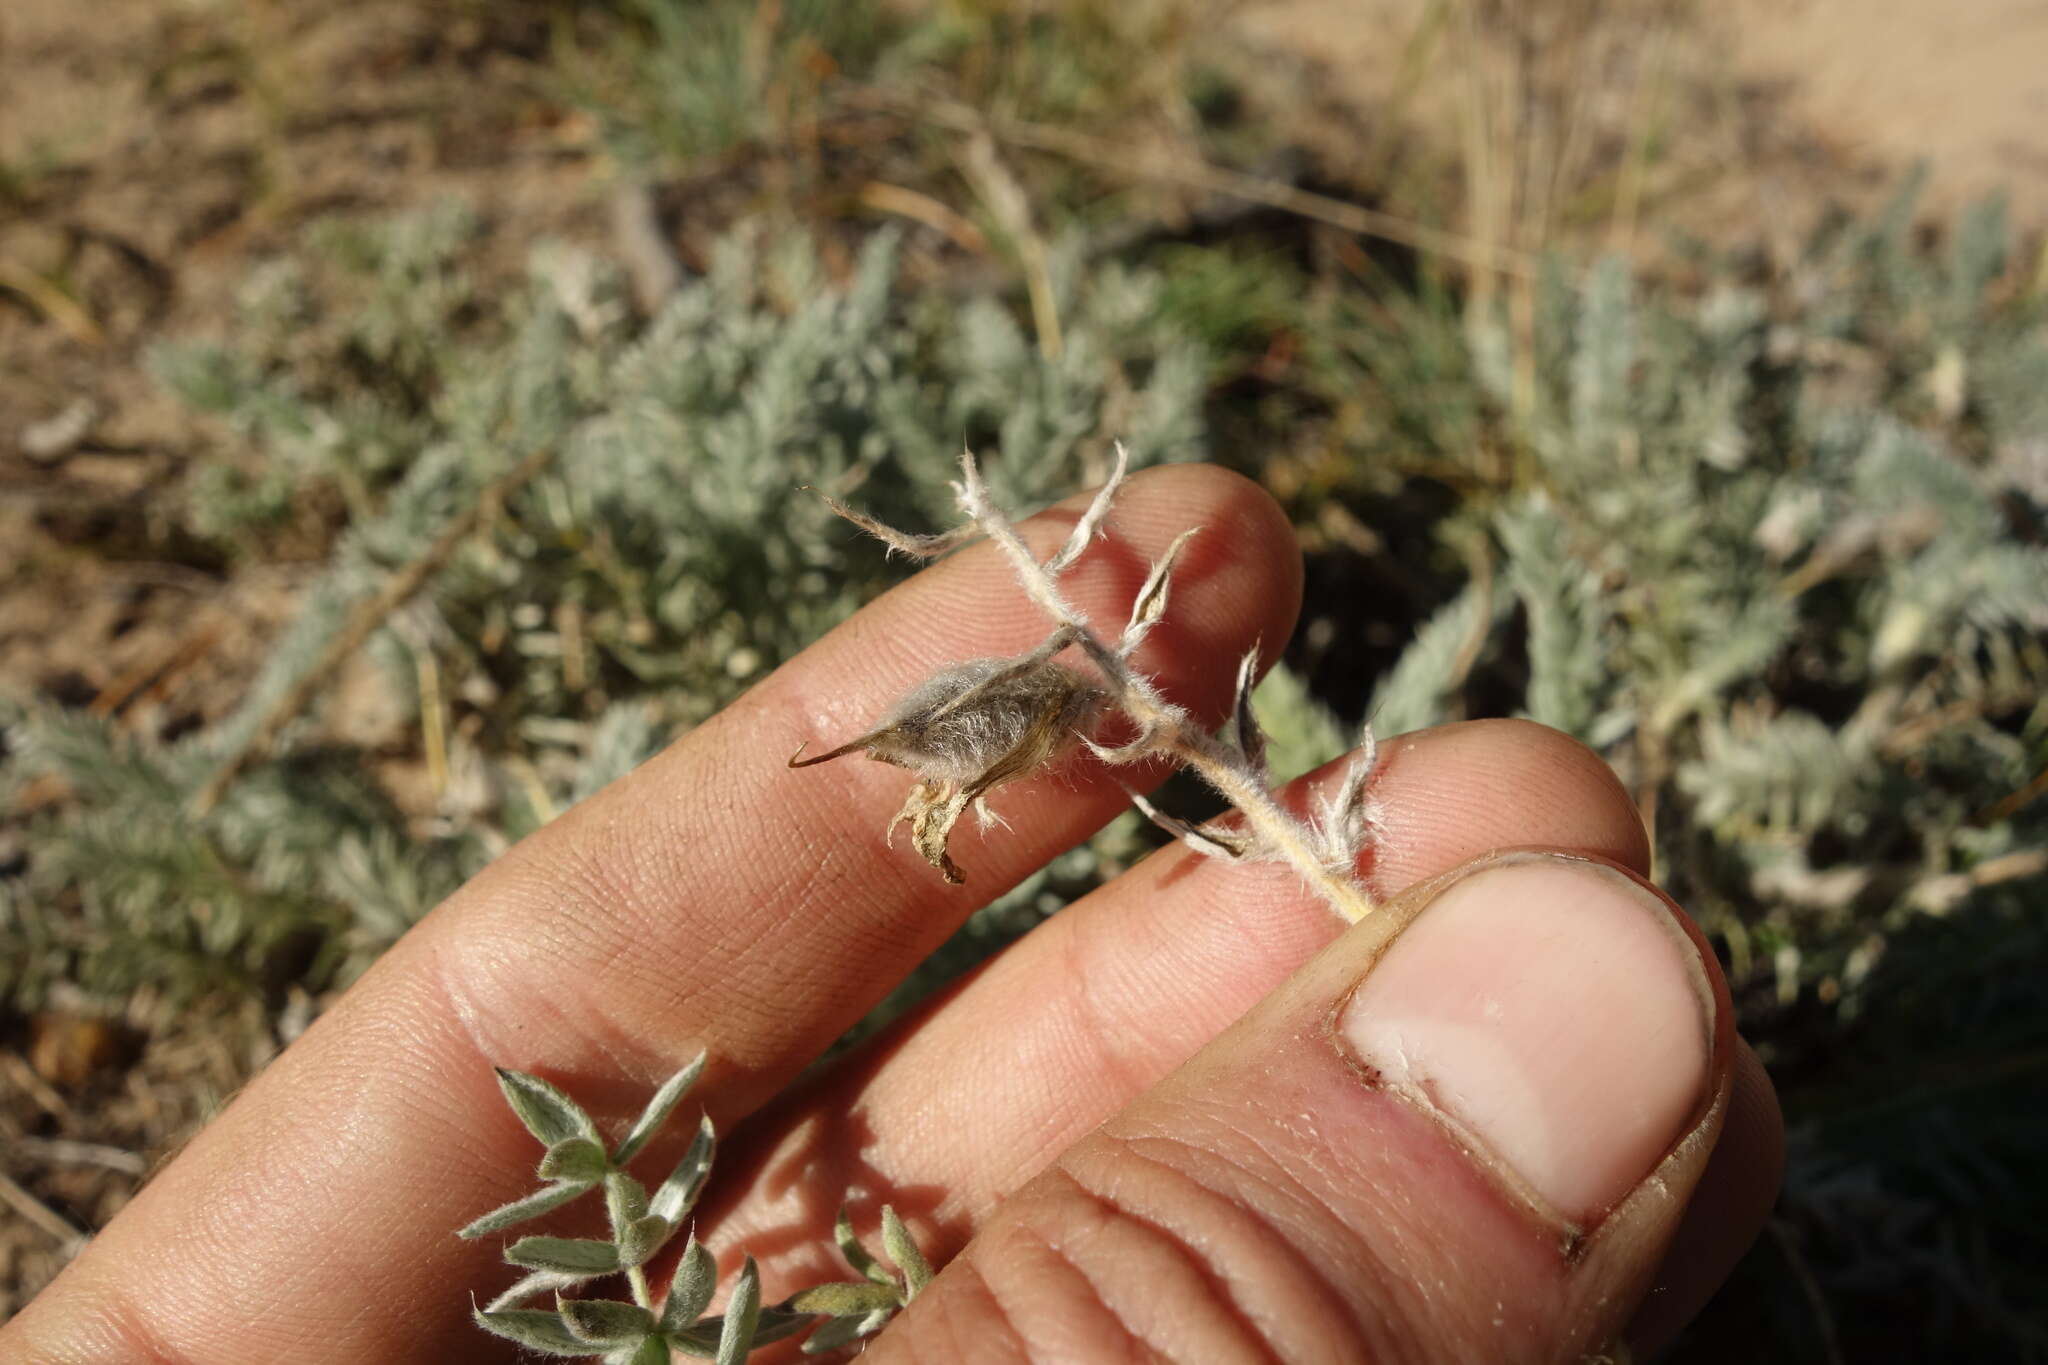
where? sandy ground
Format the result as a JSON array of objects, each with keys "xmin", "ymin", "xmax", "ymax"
[
  {"xmin": 1236, "ymin": 0, "xmax": 2048, "ymax": 238},
  {"xmin": 1723, "ymin": 0, "xmax": 2048, "ymax": 222}
]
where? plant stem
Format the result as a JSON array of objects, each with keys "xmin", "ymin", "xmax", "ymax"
[{"xmin": 958, "ymin": 456, "xmax": 1377, "ymax": 922}]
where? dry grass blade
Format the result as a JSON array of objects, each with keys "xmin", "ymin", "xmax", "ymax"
[
  {"xmin": 0, "ymin": 260, "xmax": 105, "ymax": 347},
  {"xmin": 848, "ymin": 90, "xmax": 1540, "ymax": 282},
  {"xmin": 957, "ymin": 127, "xmax": 1063, "ymax": 361},
  {"xmin": 858, "ymin": 181, "xmax": 989, "ymax": 254},
  {"xmin": 0, "ymin": 1170, "xmax": 85, "ymax": 1252}
]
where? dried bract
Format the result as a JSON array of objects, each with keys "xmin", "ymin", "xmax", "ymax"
[{"xmin": 790, "ymin": 629, "xmax": 1102, "ymax": 883}]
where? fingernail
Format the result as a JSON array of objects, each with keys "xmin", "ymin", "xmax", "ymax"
[{"xmin": 1336, "ymin": 854, "xmax": 1715, "ymax": 1224}]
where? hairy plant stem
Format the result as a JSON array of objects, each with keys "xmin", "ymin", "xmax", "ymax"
[{"xmin": 956, "ymin": 456, "xmax": 1378, "ymax": 922}]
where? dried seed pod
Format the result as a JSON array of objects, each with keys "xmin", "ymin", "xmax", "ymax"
[{"xmin": 791, "ymin": 632, "xmax": 1101, "ymax": 883}]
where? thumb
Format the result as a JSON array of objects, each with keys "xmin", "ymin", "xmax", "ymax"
[{"xmin": 869, "ymin": 850, "xmax": 1757, "ymax": 1364}]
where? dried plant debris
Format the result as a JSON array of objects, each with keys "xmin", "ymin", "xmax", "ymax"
[
  {"xmin": 793, "ymin": 445, "xmax": 1383, "ymax": 920},
  {"xmin": 790, "ymin": 628, "xmax": 1102, "ymax": 883}
]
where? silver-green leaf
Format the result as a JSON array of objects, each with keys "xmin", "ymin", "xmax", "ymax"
[
  {"xmin": 647, "ymin": 1114, "xmax": 716, "ymax": 1223},
  {"xmin": 539, "ymin": 1136, "xmax": 610, "ymax": 1186},
  {"xmin": 613, "ymin": 1051, "xmax": 707, "ymax": 1167},
  {"xmin": 714, "ymin": 1256, "xmax": 762, "ymax": 1365},
  {"xmin": 484, "ymin": 1268, "xmax": 585, "ymax": 1314},
  {"xmin": 505, "ymin": 1235, "xmax": 623, "ymax": 1276},
  {"xmin": 496, "ymin": 1068, "xmax": 601, "ymax": 1147},
  {"xmin": 801, "ymin": 1312, "xmax": 883, "ymax": 1355},
  {"xmin": 605, "ymin": 1171, "xmax": 652, "ymax": 1232},
  {"xmin": 747, "ymin": 1306, "xmax": 817, "ymax": 1350},
  {"xmin": 833, "ymin": 1205, "xmax": 892, "ymax": 1289},
  {"xmin": 661, "ymin": 1237, "xmax": 718, "ymax": 1331},
  {"xmin": 882, "ymin": 1206, "xmax": 933, "ymax": 1297},
  {"xmin": 615, "ymin": 1214, "xmax": 674, "ymax": 1269},
  {"xmin": 472, "ymin": 1307, "xmax": 596, "ymax": 1356},
  {"xmin": 559, "ymin": 1296, "xmax": 658, "ymax": 1346},
  {"xmin": 459, "ymin": 1180, "xmax": 595, "ymax": 1240},
  {"xmin": 788, "ymin": 1281, "xmax": 901, "ymax": 1317},
  {"xmin": 607, "ymin": 1337, "xmax": 670, "ymax": 1365},
  {"xmin": 667, "ymin": 1306, "xmax": 812, "ymax": 1358}
]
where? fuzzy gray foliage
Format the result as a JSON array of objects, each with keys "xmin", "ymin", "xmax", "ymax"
[
  {"xmin": 1345, "ymin": 181, "xmax": 2048, "ymax": 1360},
  {"xmin": 3, "ymin": 205, "xmax": 1208, "ymax": 1009},
  {"xmin": 1363, "ymin": 185, "xmax": 2048, "ymax": 1016}
]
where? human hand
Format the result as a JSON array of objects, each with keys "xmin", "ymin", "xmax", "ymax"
[{"xmin": 2, "ymin": 465, "xmax": 1781, "ymax": 1363}]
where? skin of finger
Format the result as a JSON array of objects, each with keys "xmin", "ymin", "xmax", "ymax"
[
  {"xmin": 0, "ymin": 465, "xmax": 1302, "ymax": 1365},
  {"xmin": 1627, "ymin": 1039, "xmax": 1785, "ymax": 1354},
  {"xmin": 712, "ymin": 719, "xmax": 1777, "ymax": 1355},
  {"xmin": 867, "ymin": 852, "xmax": 1737, "ymax": 1365},
  {"xmin": 704, "ymin": 720, "xmax": 1658, "ymax": 1279}
]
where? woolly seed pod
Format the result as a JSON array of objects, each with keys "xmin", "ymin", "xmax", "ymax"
[{"xmin": 790, "ymin": 644, "xmax": 1101, "ymax": 883}]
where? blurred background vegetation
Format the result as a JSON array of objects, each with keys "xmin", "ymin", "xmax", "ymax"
[{"xmin": 2, "ymin": 1, "xmax": 2043, "ymax": 1357}]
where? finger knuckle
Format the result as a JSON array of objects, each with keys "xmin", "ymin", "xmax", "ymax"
[{"xmin": 898, "ymin": 1127, "xmax": 1378, "ymax": 1364}]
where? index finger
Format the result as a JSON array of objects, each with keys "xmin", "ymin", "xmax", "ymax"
[{"xmin": 3, "ymin": 464, "xmax": 1302, "ymax": 1364}]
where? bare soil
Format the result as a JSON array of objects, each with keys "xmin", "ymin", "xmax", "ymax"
[
  {"xmin": 5, "ymin": 0, "xmax": 2046, "ymax": 1326},
  {"xmin": 1722, "ymin": 0, "xmax": 2048, "ymax": 225},
  {"xmin": 1235, "ymin": 0, "xmax": 2048, "ymax": 252}
]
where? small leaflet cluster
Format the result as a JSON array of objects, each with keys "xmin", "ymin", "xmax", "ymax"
[
  {"xmin": 462, "ymin": 1056, "xmax": 930, "ymax": 1361},
  {"xmin": 793, "ymin": 445, "xmax": 1383, "ymax": 922}
]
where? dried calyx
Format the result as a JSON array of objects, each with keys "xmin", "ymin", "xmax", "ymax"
[
  {"xmin": 792, "ymin": 446, "xmax": 1382, "ymax": 922},
  {"xmin": 790, "ymin": 627, "xmax": 1101, "ymax": 883}
]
